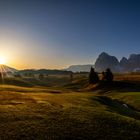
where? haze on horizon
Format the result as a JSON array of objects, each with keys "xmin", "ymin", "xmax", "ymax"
[{"xmin": 0, "ymin": 0, "xmax": 140, "ymax": 70}]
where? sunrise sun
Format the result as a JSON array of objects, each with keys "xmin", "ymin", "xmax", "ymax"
[{"xmin": 0, "ymin": 57, "xmax": 6, "ymax": 65}]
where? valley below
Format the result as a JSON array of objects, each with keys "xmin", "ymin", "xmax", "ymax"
[{"xmin": 0, "ymin": 73, "xmax": 140, "ymax": 139}]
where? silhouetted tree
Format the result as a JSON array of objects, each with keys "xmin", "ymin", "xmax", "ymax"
[
  {"xmin": 89, "ymin": 67, "xmax": 99, "ymax": 84},
  {"xmin": 24, "ymin": 73, "xmax": 34, "ymax": 77},
  {"xmin": 0, "ymin": 72, "xmax": 2, "ymax": 81},
  {"xmin": 70, "ymin": 72, "xmax": 73, "ymax": 81},
  {"xmin": 101, "ymin": 71, "xmax": 105, "ymax": 81},
  {"xmin": 39, "ymin": 74, "xmax": 44, "ymax": 80},
  {"xmin": 104, "ymin": 68, "xmax": 114, "ymax": 82},
  {"xmin": 14, "ymin": 74, "xmax": 22, "ymax": 78}
]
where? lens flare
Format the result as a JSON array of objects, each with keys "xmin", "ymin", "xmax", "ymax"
[{"xmin": 0, "ymin": 57, "xmax": 6, "ymax": 65}]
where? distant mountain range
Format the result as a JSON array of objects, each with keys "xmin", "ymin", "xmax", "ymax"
[
  {"xmin": 0, "ymin": 66, "xmax": 72, "ymax": 75},
  {"xmin": 65, "ymin": 52, "xmax": 140, "ymax": 73},
  {"xmin": 1, "ymin": 52, "xmax": 140, "ymax": 74},
  {"xmin": 65, "ymin": 65, "xmax": 94, "ymax": 72},
  {"xmin": 95, "ymin": 52, "xmax": 140, "ymax": 73}
]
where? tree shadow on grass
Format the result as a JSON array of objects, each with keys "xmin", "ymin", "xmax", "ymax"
[
  {"xmin": 94, "ymin": 96, "xmax": 140, "ymax": 120},
  {"xmin": 90, "ymin": 81, "xmax": 140, "ymax": 93}
]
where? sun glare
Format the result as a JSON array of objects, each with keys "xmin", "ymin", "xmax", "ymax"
[{"xmin": 0, "ymin": 57, "xmax": 6, "ymax": 65}]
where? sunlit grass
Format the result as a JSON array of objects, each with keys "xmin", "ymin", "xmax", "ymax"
[
  {"xmin": 0, "ymin": 84, "xmax": 139, "ymax": 139},
  {"xmin": 0, "ymin": 73, "xmax": 140, "ymax": 139}
]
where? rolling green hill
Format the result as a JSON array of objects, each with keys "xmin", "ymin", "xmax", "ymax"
[{"xmin": 0, "ymin": 74, "xmax": 140, "ymax": 139}]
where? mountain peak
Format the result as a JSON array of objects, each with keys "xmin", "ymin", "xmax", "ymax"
[
  {"xmin": 66, "ymin": 64, "xmax": 94, "ymax": 72},
  {"xmin": 95, "ymin": 52, "xmax": 119, "ymax": 72},
  {"xmin": 0, "ymin": 65, "xmax": 18, "ymax": 73},
  {"xmin": 95, "ymin": 52, "xmax": 140, "ymax": 73},
  {"xmin": 120, "ymin": 57, "xmax": 128, "ymax": 63},
  {"xmin": 99, "ymin": 52, "xmax": 109, "ymax": 57}
]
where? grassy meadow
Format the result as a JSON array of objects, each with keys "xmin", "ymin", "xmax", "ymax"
[{"xmin": 0, "ymin": 73, "xmax": 140, "ymax": 139}]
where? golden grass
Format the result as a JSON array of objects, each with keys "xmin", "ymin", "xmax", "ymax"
[{"xmin": 0, "ymin": 73, "xmax": 140, "ymax": 139}]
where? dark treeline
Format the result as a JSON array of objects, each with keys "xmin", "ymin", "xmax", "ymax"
[
  {"xmin": 17, "ymin": 69, "xmax": 73, "ymax": 76},
  {"xmin": 89, "ymin": 67, "xmax": 114, "ymax": 84}
]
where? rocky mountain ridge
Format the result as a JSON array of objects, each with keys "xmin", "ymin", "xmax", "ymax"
[{"xmin": 95, "ymin": 52, "xmax": 140, "ymax": 72}]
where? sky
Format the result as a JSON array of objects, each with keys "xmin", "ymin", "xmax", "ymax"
[{"xmin": 0, "ymin": 0, "xmax": 140, "ymax": 69}]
